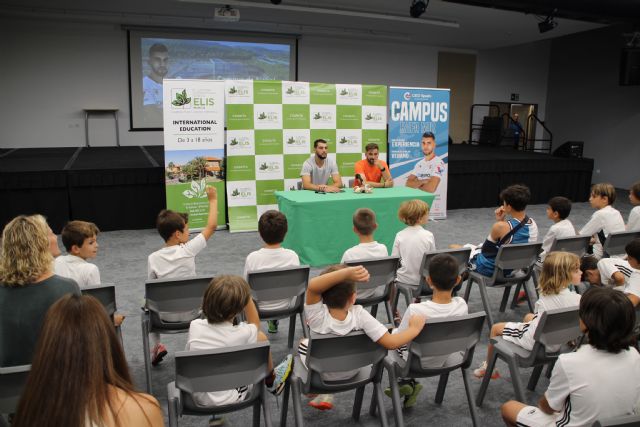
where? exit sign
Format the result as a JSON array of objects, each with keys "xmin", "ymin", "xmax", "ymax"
[{"xmin": 510, "ymin": 93, "xmax": 520, "ymax": 101}]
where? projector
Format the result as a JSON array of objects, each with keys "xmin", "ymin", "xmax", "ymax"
[{"xmin": 214, "ymin": 6, "xmax": 240, "ymax": 22}]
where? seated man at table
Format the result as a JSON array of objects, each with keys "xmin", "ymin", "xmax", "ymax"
[
  {"xmin": 354, "ymin": 143, "xmax": 393, "ymax": 188},
  {"xmin": 300, "ymin": 139, "xmax": 343, "ymax": 193}
]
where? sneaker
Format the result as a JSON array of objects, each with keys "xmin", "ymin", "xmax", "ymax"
[
  {"xmin": 308, "ymin": 394, "xmax": 333, "ymax": 410},
  {"xmin": 151, "ymin": 343, "xmax": 167, "ymax": 366},
  {"xmin": 473, "ymin": 361, "xmax": 500, "ymax": 379},
  {"xmin": 209, "ymin": 415, "xmax": 224, "ymax": 427},
  {"xmin": 267, "ymin": 354, "xmax": 293, "ymax": 395},
  {"xmin": 384, "ymin": 381, "xmax": 414, "ymax": 399},
  {"xmin": 516, "ymin": 290, "xmax": 527, "ymax": 305},
  {"xmin": 267, "ymin": 320, "xmax": 279, "ymax": 334},
  {"xmin": 403, "ymin": 381, "xmax": 423, "ymax": 409}
]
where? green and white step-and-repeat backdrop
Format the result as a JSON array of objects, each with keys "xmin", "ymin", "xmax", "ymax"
[{"xmin": 225, "ymin": 80, "xmax": 387, "ymax": 232}]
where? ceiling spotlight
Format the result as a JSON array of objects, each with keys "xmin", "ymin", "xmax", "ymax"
[
  {"xmin": 270, "ymin": 0, "xmax": 281, "ymax": 4},
  {"xmin": 410, "ymin": 0, "xmax": 428, "ymax": 18},
  {"xmin": 537, "ymin": 14, "xmax": 557, "ymax": 33}
]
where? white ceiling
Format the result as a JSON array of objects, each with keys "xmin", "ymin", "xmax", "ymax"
[{"xmin": 0, "ymin": 0, "xmax": 603, "ymax": 50}]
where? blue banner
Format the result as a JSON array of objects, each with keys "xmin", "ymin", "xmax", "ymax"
[{"xmin": 388, "ymin": 87, "xmax": 450, "ymax": 219}]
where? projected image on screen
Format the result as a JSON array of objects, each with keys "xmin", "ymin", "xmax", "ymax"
[{"xmin": 131, "ymin": 34, "xmax": 293, "ymax": 129}]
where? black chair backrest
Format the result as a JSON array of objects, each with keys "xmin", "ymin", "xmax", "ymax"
[
  {"xmin": 175, "ymin": 342, "xmax": 270, "ymax": 394},
  {"xmin": 418, "ymin": 248, "xmax": 471, "ymax": 290},
  {"xmin": 533, "ymin": 306, "xmax": 581, "ymax": 349},
  {"xmin": 145, "ymin": 275, "xmax": 212, "ymax": 324},
  {"xmin": 247, "ymin": 265, "xmax": 310, "ymax": 302},
  {"xmin": 344, "ymin": 256, "xmax": 400, "ymax": 291},
  {"xmin": 593, "ymin": 414, "xmax": 640, "ymax": 426},
  {"xmin": 0, "ymin": 364, "xmax": 30, "ymax": 415},
  {"xmin": 549, "ymin": 235, "xmax": 591, "ymax": 257},
  {"xmin": 493, "ymin": 242, "xmax": 543, "ymax": 279},
  {"xmin": 307, "ymin": 330, "xmax": 386, "ymax": 375},
  {"xmin": 82, "ymin": 284, "xmax": 116, "ymax": 316},
  {"xmin": 603, "ymin": 231, "xmax": 640, "ymax": 258}
]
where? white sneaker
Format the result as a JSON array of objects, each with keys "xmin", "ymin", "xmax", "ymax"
[{"xmin": 473, "ymin": 361, "xmax": 500, "ymax": 379}]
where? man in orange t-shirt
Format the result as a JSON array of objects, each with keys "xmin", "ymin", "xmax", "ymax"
[{"xmin": 354, "ymin": 143, "xmax": 393, "ymax": 188}]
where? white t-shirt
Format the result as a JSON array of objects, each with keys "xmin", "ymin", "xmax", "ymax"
[
  {"xmin": 186, "ymin": 319, "xmax": 258, "ymax": 406},
  {"xmin": 147, "ymin": 233, "xmax": 207, "ymax": 280},
  {"xmin": 628, "ymin": 206, "xmax": 640, "ymax": 231},
  {"xmin": 598, "ymin": 258, "xmax": 634, "ymax": 287},
  {"xmin": 623, "ymin": 268, "xmax": 640, "ymax": 299},
  {"xmin": 395, "ymin": 297, "xmax": 468, "ymax": 366},
  {"xmin": 579, "ymin": 205, "xmax": 625, "ymax": 258},
  {"xmin": 54, "ymin": 255, "xmax": 100, "ymax": 288},
  {"xmin": 300, "ymin": 156, "xmax": 339, "ymax": 186},
  {"xmin": 341, "ymin": 241, "xmax": 389, "ymax": 299},
  {"xmin": 143, "ymin": 75, "xmax": 163, "ymax": 106},
  {"xmin": 392, "ymin": 226, "xmax": 436, "ymax": 286},
  {"xmin": 243, "ymin": 247, "xmax": 300, "ymax": 311},
  {"xmin": 538, "ymin": 219, "xmax": 576, "ymax": 265},
  {"xmin": 304, "ymin": 301, "xmax": 388, "ymax": 380},
  {"xmin": 544, "ymin": 345, "xmax": 640, "ymax": 426},
  {"xmin": 409, "ymin": 155, "xmax": 446, "ymax": 181}
]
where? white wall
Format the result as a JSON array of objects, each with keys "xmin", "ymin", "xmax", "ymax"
[
  {"xmin": 545, "ymin": 26, "xmax": 640, "ymax": 188},
  {"xmin": 474, "ymin": 40, "xmax": 551, "ymax": 143}
]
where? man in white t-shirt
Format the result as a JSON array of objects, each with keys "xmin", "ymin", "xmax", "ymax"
[
  {"xmin": 300, "ymin": 139, "xmax": 343, "ymax": 193},
  {"xmin": 143, "ymin": 43, "xmax": 169, "ymax": 108},
  {"xmin": 301, "ymin": 265, "xmax": 426, "ymax": 411},
  {"xmin": 536, "ymin": 196, "xmax": 576, "ymax": 267},
  {"xmin": 501, "ymin": 287, "xmax": 640, "ymax": 427},
  {"xmin": 579, "ymin": 183, "xmax": 625, "ymax": 259},
  {"xmin": 406, "ymin": 132, "xmax": 446, "ymax": 193},
  {"xmin": 147, "ymin": 186, "xmax": 218, "ymax": 365},
  {"xmin": 244, "ymin": 210, "xmax": 300, "ymax": 334},
  {"xmin": 341, "ymin": 208, "xmax": 388, "ymax": 299}
]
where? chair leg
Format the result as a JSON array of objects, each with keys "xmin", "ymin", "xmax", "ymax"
[
  {"xmin": 476, "ymin": 351, "xmax": 498, "ymax": 407},
  {"xmin": 263, "ymin": 395, "xmax": 273, "ymax": 427},
  {"xmin": 141, "ymin": 316, "xmax": 152, "ymax": 394},
  {"xmin": 392, "ymin": 289, "xmax": 400, "ymax": 317},
  {"xmin": 299, "ymin": 311, "xmax": 308, "ymax": 339},
  {"xmin": 374, "ymin": 382, "xmax": 389, "ymax": 427},
  {"xmin": 387, "ymin": 367, "xmax": 405, "ymax": 427},
  {"xmin": 253, "ymin": 400, "xmax": 261, "ymax": 427},
  {"xmin": 546, "ymin": 360, "xmax": 556, "ymax": 379},
  {"xmin": 371, "ymin": 303, "xmax": 379, "ymax": 319},
  {"xmin": 384, "ymin": 300, "xmax": 394, "ymax": 325},
  {"xmin": 462, "ymin": 368, "xmax": 480, "ymax": 427},
  {"xmin": 476, "ymin": 280, "xmax": 495, "ymax": 328},
  {"xmin": 291, "ymin": 378, "xmax": 304, "ymax": 427},
  {"xmin": 352, "ymin": 385, "xmax": 365, "ymax": 421},
  {"xmin": 499, "ymin": 287, "xmax": 511, "ymax": 313},
  {"xmin": 280, "ymin": 381, "xmax": 290, "ymax": 427},
  {"xmin": 435, "ymin": 373, "xmax": 449, "ymax": 404},
  {"xmin": 288, "ymin": 315, "xmax": 296, "ymax": 349},
  {"xmin": 506, "ymin": 355, "xmax": 526, "ymax": 402},
  {"xmin": 463, "ymin": 278, "xmax": 473, "ymax": 302},
  {"xmin": 168, "ymin": 394, "xmax": 179, "ymax": 427},
  {"xmin": 527, "ymin": 365, "xmax": 544, "ymax": 391},
  {"xmin": 510, "ymin": 283, "xmax": 522, "ymax": 309},
  {"xmin": 523, "ymin": 279, "xmax": 536, "ymax": 313}
]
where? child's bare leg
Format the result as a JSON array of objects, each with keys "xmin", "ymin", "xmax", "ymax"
[
  {"xmin": 487, "ymin": 322, "xmax": 506, "ymax": 361},
  {"xmin": 257, "ymin": 331, "xmax": 273, "ymax": 371},
  {"xmin": 501, "ymin": 400, "xmax": 528, "ymax": 427}
]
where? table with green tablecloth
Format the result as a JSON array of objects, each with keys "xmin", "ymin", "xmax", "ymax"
[{"xmin": 275, "ymin": 187, "xmax": 435, "ymax": 267}]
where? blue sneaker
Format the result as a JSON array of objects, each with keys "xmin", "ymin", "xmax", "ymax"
[{"xmin": 268, "ymin": 354, "xmax": 293, "ymax": 395}]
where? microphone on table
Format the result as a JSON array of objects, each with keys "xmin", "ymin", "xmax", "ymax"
[{"xmin": 355, "ymin": 173, "xmax": 364, "ymax": 185}]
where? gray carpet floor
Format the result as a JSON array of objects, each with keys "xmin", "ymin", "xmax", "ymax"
[{"xmin": 84, "ymin": 192, "xmax": 635, "ymax": 427}]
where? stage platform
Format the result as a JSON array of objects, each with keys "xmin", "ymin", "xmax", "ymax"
[{"xmin": 0, "ymin": 144, "xmax": 593, "ymax": 231}]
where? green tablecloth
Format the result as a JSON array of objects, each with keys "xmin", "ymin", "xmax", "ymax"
[{"xmin": 275, "ymin": 187, "xmax": 435, "ymax": 267}]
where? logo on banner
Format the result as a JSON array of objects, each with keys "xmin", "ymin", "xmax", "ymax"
[
  {"xmin": 228, "ymin": 85, "xmax": 250, "ymax": 96},
  {"xmin": 229, "ymin": 136, "xmax": 251, "ymax": 147},
  {"xmin": 285, "ymin": 85, "xmax": 308, "ymax": 96},
  {"xmin": 286, "ymin": 136, "xmax": 307, "ymax": 147},
  {"xmin": 230, "ymin": 187, "xmax": 253, "ymax": 198},
  {"xmin": 171, "ymin": 89, "xmax": 192, "ymax": 108},
  {"xmin": 312, "ymin": 111, "xmax": 334, "ymax": 123},
  {"xmin": 181, "ymin": 178, "xmax": 208, "ymax": 199},
  {"xmin": 364, "ymin": 112, "xmax": 384, "ymax": 122},
  {"xmin": 338, "ymin": 136, "xmax": 359, "ymax": 147},
  {"xmin": 258, "ymin": 161, "xmax": 280, "ymax": 172}
]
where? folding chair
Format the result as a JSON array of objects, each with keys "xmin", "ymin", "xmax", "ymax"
[
  {"xmin": 392, "ymin": 248, "xmax": 471, "ymax": 315},
  {"xmin": 549, "ymin": 235, "xmax": 591, "ymax": 257},
  {"xmin": 0, "ymin": 364, "xmax": 30, "ymax": 427},
  {"xmin": 476, "ymin": 306, "xmax": 581, "ymax": 406},
  {"xmin": 593, "ymin": 414, "xmax": 640, "ymax": 426},
  {"xmin": 463, "ymin": 242, "xmax": 542, "ymax": 328},
  {"xmin": 81, "ymin": 284, "xmax": 122, "ymax": 344},
  {"xmin": 167, "ymin": 342, "xmax": 273, "ymax": 427},
  {"xmin": 382, "ymin": 312, "xmax": 486, "ymax": 427},
  {"xmin": 247, "ymin": 265, "xmax": 310, "ymax": 348},
  {"xmin": 602, "ymin": 231, "xmax": 640, "ymax": 258},
  {"xmin": 281, "ymin": 331, "xmax": 389, "ymax": 427},
  {"xmin": 141, "ymin": 275, "xmax": 212, "ymax": 393},
  {"xmin": 344, "ymin": 256, "xmax": 400, "ymax": 324}
]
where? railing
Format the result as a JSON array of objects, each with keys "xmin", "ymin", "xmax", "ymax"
[{"xmin": 525, "ymin": 113, "xmax": 553, "ymax": 154}]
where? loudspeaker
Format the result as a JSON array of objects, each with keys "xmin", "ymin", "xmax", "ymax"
[
  {"xmin": 553, "ymin": 141, "xmax": 584, "ymax": 158},
  {"xmin": 620, "ymin": 48, "xmax": 640, "ymax": 86}
]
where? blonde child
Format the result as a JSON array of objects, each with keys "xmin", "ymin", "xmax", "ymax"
[
  {"xmin": 627, "ymin": 181, "xmax": 640, "ymax": 231},
  {"xmin": 186, "ymin": 275, "xmax": 292, "ymax": 412},
  {"xmin": 474, "ymin": 251, "xmax": 582, "ymax": 379},
  {"xmin": 302, "ymin": 264, "xmax": 426, "ymax": 410},
  {"xmin": 341, "ymin": 208, "xmax": 388, "ymax": 299},
  {"xmin": 579, "ymin": 183, "xmax": 625, "ymax": 259}
]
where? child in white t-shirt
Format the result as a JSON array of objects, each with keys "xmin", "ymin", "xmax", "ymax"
[
  {"xmin": 301, "ymin": 264, "xmax": 426, "ymax": 411},
  {"xmin": 536, "ymin": 196, "xmax": 576, "ymax": 267},
  {"xmin": 581, "ymin": 255, "xmax": 634, "ymax": 288},
  {"xmin": 386, "ymin": 253, "xmax": 468, "ymax": 408},
  {"xmin": 244, "ymin": 210, "xmax": 300, "ymax": 334},
  {"xmin": 186, "ymin": 275, "xmax": 293, "ymax": 409},
  {"xmin": 474, "ymin": 251, "xmax": 582, "ymax": 379},
  {"xmin": 627, "ymin": 181, "xmax": 640, "ymax": 231},
  {"xmin": 620, "ymin": 238, "xmax": 640, "ymax": 307},
  {"xmin": 147, "ymin": 186, "xmax": 218, "ymax": 365},
  {"xmin": 54, "ymin": 220, "xmax": 101, "ymax": 288},
  {"xmin": 501, "ymin": 287, "xmax": 640, "ymax": 427},
  {"xmin": 392, "ymin": 199, "xmax": 436, "ymax": 292},
  {"xmin": 341, "ymin": 208, "xmax": 388, "ymax": 299},
  {"xmin": 579, "ymin": 183, "xmax": 625, "ymax": 259}
]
